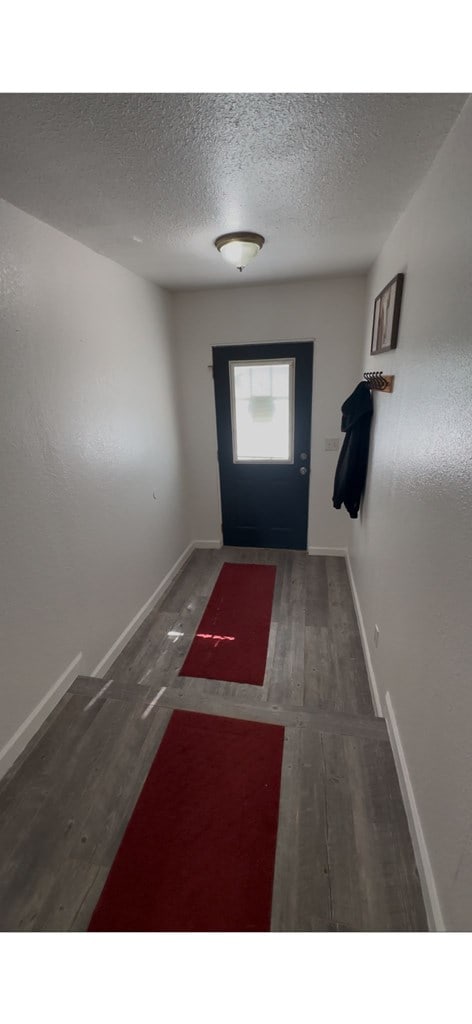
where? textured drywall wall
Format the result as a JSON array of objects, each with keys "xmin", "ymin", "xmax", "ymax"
[
  {"xmin": 0, "ymin": 198, "xmax": 189, "ymax": 756},
  {"xmin": 349, "ymin": 97, "xmax": 472, "ymax": 929},
  {"xmin": 171, "ymin": 277, "xmax": 366, "ymax": 550}
]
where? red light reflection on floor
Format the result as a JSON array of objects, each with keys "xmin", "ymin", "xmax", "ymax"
[{"xmin": 196, "ymin": 632, "xmax": 235, "ymax": 648}]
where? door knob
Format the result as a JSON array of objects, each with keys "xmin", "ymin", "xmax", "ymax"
[
  {"xmin": 300, "ymin": 466, "xmax": 307, "ymax": 475},
  {"xmin": 300, "ymin": 452, "xmax": 308, "ymax": 460}
]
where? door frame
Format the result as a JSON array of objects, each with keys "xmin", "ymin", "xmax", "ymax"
[{"xmin": 212, "ymin": 338, "xmax": 316, "ymax": 548}]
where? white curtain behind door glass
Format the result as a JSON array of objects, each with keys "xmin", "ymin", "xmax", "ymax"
[{"xmin": 232, "ymin": 362, "xmax": 292, "ymax": 460}]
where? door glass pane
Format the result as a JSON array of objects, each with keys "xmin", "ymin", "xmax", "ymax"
[{"xmin": 230, "ymin": 359, "xmax": 294, "ymax": 462}]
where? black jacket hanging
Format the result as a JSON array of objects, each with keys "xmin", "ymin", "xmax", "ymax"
[{"xmin": 332, "ymin": 381, "xmax": 373, "ymax": 518}]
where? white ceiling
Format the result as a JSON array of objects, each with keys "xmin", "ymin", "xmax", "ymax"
[{"xmin": 0, "ymin": 93, "xmax": 467, "ymax": 289}]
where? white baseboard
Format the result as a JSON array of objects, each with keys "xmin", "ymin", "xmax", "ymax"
[
  {"xmin": 193, "ymin": 539, "xmax": 222, "ymax": 549},
  {"xmin": 345, "ymin": 552, "xmax": 383, "ymax": 717},
  {"xmin": 308, "ymin": 546, "xmax": 347, "ymax": 557},
  {"xmin": 344, "ymin": 551, "xmax": 443, "ymax": 931},
  {"xmin": 0, "ymin": 651, "xmax": 83, "ymax": 783},
  {"xmin": 92, "ymin": 541, "xmax": 196, "ymax": 677},
  {"xmin": 0, "ymin": 540, "xmax": 199, "ymax": 783},
  {"xmin": 385, "ymin": 691, "xmax": 445, "ymax": 932}
]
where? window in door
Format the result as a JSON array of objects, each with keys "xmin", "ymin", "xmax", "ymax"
[{"xmin": 229, "ymin": 358, "xmax": 295, "ymax": 463}]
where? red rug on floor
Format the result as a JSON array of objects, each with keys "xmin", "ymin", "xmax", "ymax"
[
  {"xmin": 88, "ymin": 710, "xmax": 284, "ymax": 931},
  {"xmin": 179, "ymin": 562, "xmax": 277, "ymax": 686}
]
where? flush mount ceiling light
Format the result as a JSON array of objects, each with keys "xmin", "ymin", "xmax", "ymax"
[{"xmin": 214, "ymin": 232, "xmax": 265, "ymax": 272}]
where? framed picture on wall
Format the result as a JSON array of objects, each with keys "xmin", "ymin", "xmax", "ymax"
[{"xmin": 370, "ymin": 273, "xmax": 404, "ymax": 354}]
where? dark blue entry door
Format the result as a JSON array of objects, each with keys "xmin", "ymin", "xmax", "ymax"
[{"xmin": 213, "ymin": 341, "xmax": 314, "ymax": 550}]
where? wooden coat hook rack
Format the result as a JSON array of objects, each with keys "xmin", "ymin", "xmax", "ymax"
[{"xmin": 363, "ymin": 371, "xmax": 394, "ymax": 393}]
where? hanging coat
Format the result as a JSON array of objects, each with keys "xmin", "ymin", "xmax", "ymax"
[{"xmin": 332, "ymin": 381, "xmax": 373, "ymax": 518}]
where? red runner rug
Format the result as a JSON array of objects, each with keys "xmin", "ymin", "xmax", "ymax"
[
  {"xmin": 179, "ymin": 562, "xmax": 276, "ymax": 686},
  {"xmin": 88, "ymin": 710, "xmax": 284, "ymax": 931}
]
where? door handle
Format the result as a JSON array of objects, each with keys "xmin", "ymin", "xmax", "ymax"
[{"xmin": 300, "ymin": 466, "xmax": 308, "ymax": 476}]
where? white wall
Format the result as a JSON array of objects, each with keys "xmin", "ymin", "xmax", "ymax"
[
  {"xmin": 171, "ymin": 276, "xmax": 366, "ymax": 552},
  {"xmin": 349, "ymin": 98, "xmax": 472, "ymax": 929},
  {"xmin": 0, "ymin": 198, "xmax": 189, "ymax": 769}
]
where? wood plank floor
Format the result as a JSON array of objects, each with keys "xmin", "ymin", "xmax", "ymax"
[{"xmin": 0, "ymin": 549, "xmax": 427, "ymax": 931}]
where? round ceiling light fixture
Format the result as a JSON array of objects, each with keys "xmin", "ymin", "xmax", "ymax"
[{"xmin": 214, "ymin": 231, "xmax": 265, "ymax": 272}]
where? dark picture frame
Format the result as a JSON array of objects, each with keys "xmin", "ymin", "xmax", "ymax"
[{"xmin": 370, "ymin": 273, "xmax": 404, "ymax": 355}]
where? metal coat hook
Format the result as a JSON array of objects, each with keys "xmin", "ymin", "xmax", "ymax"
[{"xmin": 363, "ymin": 371, "xmax": 394, "ymax": 393}]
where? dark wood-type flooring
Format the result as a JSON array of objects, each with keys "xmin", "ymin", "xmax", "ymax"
[{"xmin": 0, "ymin": 549, "xmax": 427, "ymax": 931}]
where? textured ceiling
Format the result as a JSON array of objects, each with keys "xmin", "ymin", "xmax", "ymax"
[{"xmin": 0, "ymin": 93, "xmax": 467, "ymax": 288}]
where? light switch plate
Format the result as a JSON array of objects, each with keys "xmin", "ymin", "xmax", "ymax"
[{"xmin": 325, "ymin": 437, "xmax": 340, "ymax": 452}]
